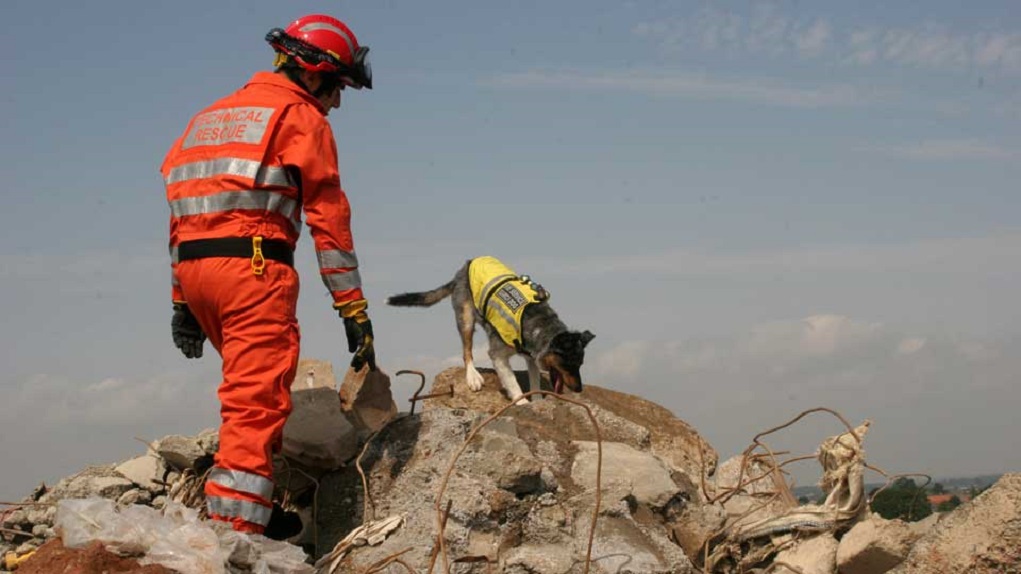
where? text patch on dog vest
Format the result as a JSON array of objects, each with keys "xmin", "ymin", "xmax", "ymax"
[{"xmin": 496, "ymin": 284, "xmax": 527, "ymax": 311}]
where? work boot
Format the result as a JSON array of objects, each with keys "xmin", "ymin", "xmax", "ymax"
[{"xmin": 264, "ymin": 504, "xmax": 303, "ymax": 541}]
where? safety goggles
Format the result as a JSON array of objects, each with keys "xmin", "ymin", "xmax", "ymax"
[{"xmin": 345, "ymin": 46, "xmax": 372, "ymax": 90}]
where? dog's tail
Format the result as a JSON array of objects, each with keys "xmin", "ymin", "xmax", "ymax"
[{"xmin": 386, "ymin": 281, "xmax": 456, "ymax": 307}]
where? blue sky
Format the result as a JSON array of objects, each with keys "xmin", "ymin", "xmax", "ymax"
[{"xmin": 2, "ymin": 0, "xmax": 1019, "ymax": 499}]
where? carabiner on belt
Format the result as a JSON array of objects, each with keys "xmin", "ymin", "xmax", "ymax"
[{"xmin": 251, "ymin": 236, "xmax": 266, "ymax": 276}]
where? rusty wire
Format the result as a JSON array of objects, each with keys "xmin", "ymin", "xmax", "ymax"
[
  {"xmin": 432, "ymin": 389, "xmax": 603, "ymax": 574},
  {"xmin": 426, "ymin": 500, "xmax": 453, "ymax": 574},
  {"xmin": 863, "ymin": 466, "xmax": 932, "ymax": 521},
  {"xmin": 276, "ymin": 457, "xmax": 322, "ymax": 559},
  {"xmin": 398, "ymin": 369, "xmax": 454, "ymax": 417},
  {"xmin": 0, "ymin": 526, "xmax": 31, "ymax": 539},
  {"xmin": 356, "ymin": 369, "xmax": 453, "ymax": 526},
  {"xmin": 709, "ymin": 407, "xmax": 859, "ymax": 506},
  {"xmin": 362, "ymin": 547, "xmax": 416, "ymax": 574},
  {"xmin": 397, "ymin": 370, "xmax": 427, "ymax": 416},
  {"xmin": 356, "ymin": 427, "xmax": 385, "ymax": 523},
  {"xmin": 698, "ymin": 407, "xmax": 866, "ymax": 573}
]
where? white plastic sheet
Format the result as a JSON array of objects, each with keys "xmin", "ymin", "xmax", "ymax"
[{"xmin": 54, "ymin": 498, "xmax": 312, "ymax": 574}]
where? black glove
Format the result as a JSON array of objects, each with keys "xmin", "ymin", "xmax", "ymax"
[
  {"xmin": 172, "ymin": 303, "xmax": 206, "ymax": 359},
  {"xmin": 343, "ymin": 316, "xmax": 377, "ymax": 372}
]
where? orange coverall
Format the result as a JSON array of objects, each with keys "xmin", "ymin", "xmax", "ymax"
[{"xmin": 161, "ymin": 71, "xmax": 362, "ymax": 533}]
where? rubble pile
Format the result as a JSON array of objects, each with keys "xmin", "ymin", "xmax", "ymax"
[{"xmin": 2, "ymin": 360, "xmax": 1017, "ymax": 573}]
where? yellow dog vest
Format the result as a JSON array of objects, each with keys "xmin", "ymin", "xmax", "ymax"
[{"xmin": 469, "ymin": 256, "xmax": 545, "ymax": 350}]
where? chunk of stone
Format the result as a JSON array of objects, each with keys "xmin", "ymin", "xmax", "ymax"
[
  {"xmin": 281, "ymin": 387, "xmax": 358, "ymax": 470},
  {"xmin": 572, "ymin": 441, "xmax": 679, "ymax": 507},
  {"xmin": 889, "ymin": 473, "xmax": 1021, "ymax": 574},
  {"xmin": 773, "ymin": 533, "xmax": 838, "ymax": 574},
  {"xmin": 466, "ymin": 420, "xmax": 543, "ymax": 494},
  {"xmin": 116, "ymin": 489, "xmax": 152, "ymax": 507},
  {"xmin": 114, "ymin": 455, "xmax": 164, "ymax": 491},
  {"xmin": 339, "ymin": 367, "xmax": 398, "ymax": 432},
  {"xmin": 837, "ymin": 514, "xmax": 918, "ymax": 574},
  {"xmin": 156, "ymin": 435, "xmax": 208, "ymax": 471}
]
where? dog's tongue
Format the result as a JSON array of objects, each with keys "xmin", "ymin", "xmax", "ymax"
[{"xmin": 553, "ymin": 372, "xmax": 564, "ymax": 394}]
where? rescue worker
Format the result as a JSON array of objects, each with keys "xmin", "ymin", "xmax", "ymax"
[{"xmin": 161, "ymin": 14, "xmax": 376, "ymax": 536}]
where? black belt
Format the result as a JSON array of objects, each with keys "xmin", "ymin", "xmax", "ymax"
[{"xmin": 177, "ymin": 237, "xmax": 294, "ymax": 267}]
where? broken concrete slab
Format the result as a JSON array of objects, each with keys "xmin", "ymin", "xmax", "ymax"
[
  {"xmin": 116, "ymin": 489, "xmax": 152, "ymax": 507},
  {"xmin": 465, "ymin": 418, "xmax": 544, "ymax": 494},
  {"xmin": 503, "ymin": 543, "xmax": 577, "ymax": 574},
  {"xmin": 906, "ymin": 511, "xmax": 941, "ymax": 537},
  {"xmin": 773, "ymin": 533, "xmax": 838, "ymax": 574},
  {"xmin": 155, "ymin": 435, "xmax": 208, "ymax": 471},
  {"xmin": 36, "ymin": 466, "xmax": 136, "ymax": 503},
  {"xmin": 566, "ymin": 385, "xmax": 718, "ymax": 487},
  {"xmin": 837, "ymin": 513, "xmax": 918, "ymax": 574},
  {"xmin": 712, "ymin": 455, "xmax": 795, "ymax": 532},
  {"xmin": 114, "ymin": 455, "xmax": 164, "ymax": 491},
  {"xmin": 583, "ymin": 514, "xmax": 692, "ymax": 574},
  {"xmin": 339, "ymin": 367, "xmax": 398, "ymax": 432},
  {"xmin": 572, "ymin": 441, "xmax": 680, "ymax": 508},
  {"xmin": 194, "ymin": 428, "xmax": 219, "ymax": 455},
  {"xmin": 281, "ymin": 387, "xmax": 358, "ymax": 470},
  {"xmin": 667, "ymin": 500, "xmax": 727, "ymax": 564},
  {"xmin": 295, "ymin": 358, "xmax": 337, "ymax": 390},
  {"xmin": 889, "ymin": 473, "xmax": 1021, "ymax": 574}
]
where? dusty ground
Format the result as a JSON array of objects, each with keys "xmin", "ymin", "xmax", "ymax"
[{"xmin": 17, "ymin": 539, "xmax": 174, "ymax": 574}]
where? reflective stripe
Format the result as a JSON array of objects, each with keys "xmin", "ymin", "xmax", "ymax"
[
  {"xmin": 480, "ymin": 274, "xmax": 516, "ymax": 303},
  {"xmin": 208, "ymin": 468, "xmax": 274, "ymax": 500},
  {"xmin": 488, "ymin": 298, "xmax": 518, "ymax": 331},
  {"xmin": 171, "ymin": 269, "xmax": 179, "ymax": 286},
  {"xmin": 300, "ymin": 22, "xmax": 355, "ymax": 57},
  {"xmin": 164, "ymin": 158, "xmax": 296, "ymax": 188},
  {"xmin": 316, "ymin": 249, "xmax": 358, "ymax": 269},
  {"xmin": 169, "ymin": 190, "xmax": 301, "ymax": 231},
  {"xmin": 170, "ymin": 245, "xmax": 179, "ymax": 265},
  {"xmin": 206, "ymin": 495, "xmax": 272, "ymax": 526},
  {"xmin": 322, "ymin": 269, "xmax": 362, "ymax": 292}
]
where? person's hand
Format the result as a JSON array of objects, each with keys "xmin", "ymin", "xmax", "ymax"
[
  {"xmin": 172, "ymin": 304, "xmax": 206, "ymax": 359},
  {"xmin": 338, "ymin": 299, "xmax": 377, "ymax": 371}
]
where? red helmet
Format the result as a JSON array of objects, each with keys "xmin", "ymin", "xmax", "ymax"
[{"xmin": 266, "ymin": 14, "xmax": 372, "ymax": 89}]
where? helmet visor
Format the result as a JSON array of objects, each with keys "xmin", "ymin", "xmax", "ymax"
[{"xmin": 348, "ymin": 46, "xmax": 372, "ymax": 89}]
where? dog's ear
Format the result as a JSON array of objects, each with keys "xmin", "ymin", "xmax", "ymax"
[{"xmin": 579, "ymin": 330, "xmax": 595, "ymax": 347}]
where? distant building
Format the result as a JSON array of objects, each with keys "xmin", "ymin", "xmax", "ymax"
[{"xmin": 927, "ymin": 493, "xmax": 971, "ymax": 508}]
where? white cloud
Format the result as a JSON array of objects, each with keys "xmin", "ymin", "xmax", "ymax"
[
  {"xmin": 897, "ymin": 337, "xmax": 927, "ymax": 355},
  {"xmin": 974, "ymin": 32, "xmax": 1021, "ymax": 71},
  {"xmin": 796, "ymin": 19, "xmax": 832, "ymax": 57},
  {"xmin": 592, "ymin": 340, "xmax": 650, "ymax": 379},
  {"xmin": 7, "ymin": 371, "xmax": 214, "ymax": 427},
  {"xmin": 634, "ymin": 8, "xmax": 1021, "ymax": 74},
  {"xmin": 873, "ymin": 25, "xmax": 972, "ymax": 70},
  {"xmin": 488, "ymin": 69, "xmax": 883, "ymax": 108},
  {"xmin": 871, "ymin": 139, "xmax": 1019, "ymax": 161},
  {"xmin": 533, "ymin": 231, "xmax": 1021, "ymax": 278},
  {"xmin": 584, "ymin": 316, "xmax": 1020, "ymax": 408},
  {"xmin": 635, "ymin": 7, "xmax": 832, "ymax": 60},
  {"xmin": 848, "ymin": 28, "xmax": 881, "ymax": 65}
]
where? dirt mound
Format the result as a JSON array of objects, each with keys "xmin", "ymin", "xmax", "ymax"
[{"xmin": 18, "ymin": 539, "xmax": 173, "ymax": 574}]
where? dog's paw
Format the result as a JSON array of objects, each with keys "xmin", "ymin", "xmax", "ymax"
[
  {"xmin": 510, "ymin": 394, "xmax": 531, "ymax": 406},
  {"xmin": 466, "ymin": 368, "xmax": 485, "ymax": 392}
]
